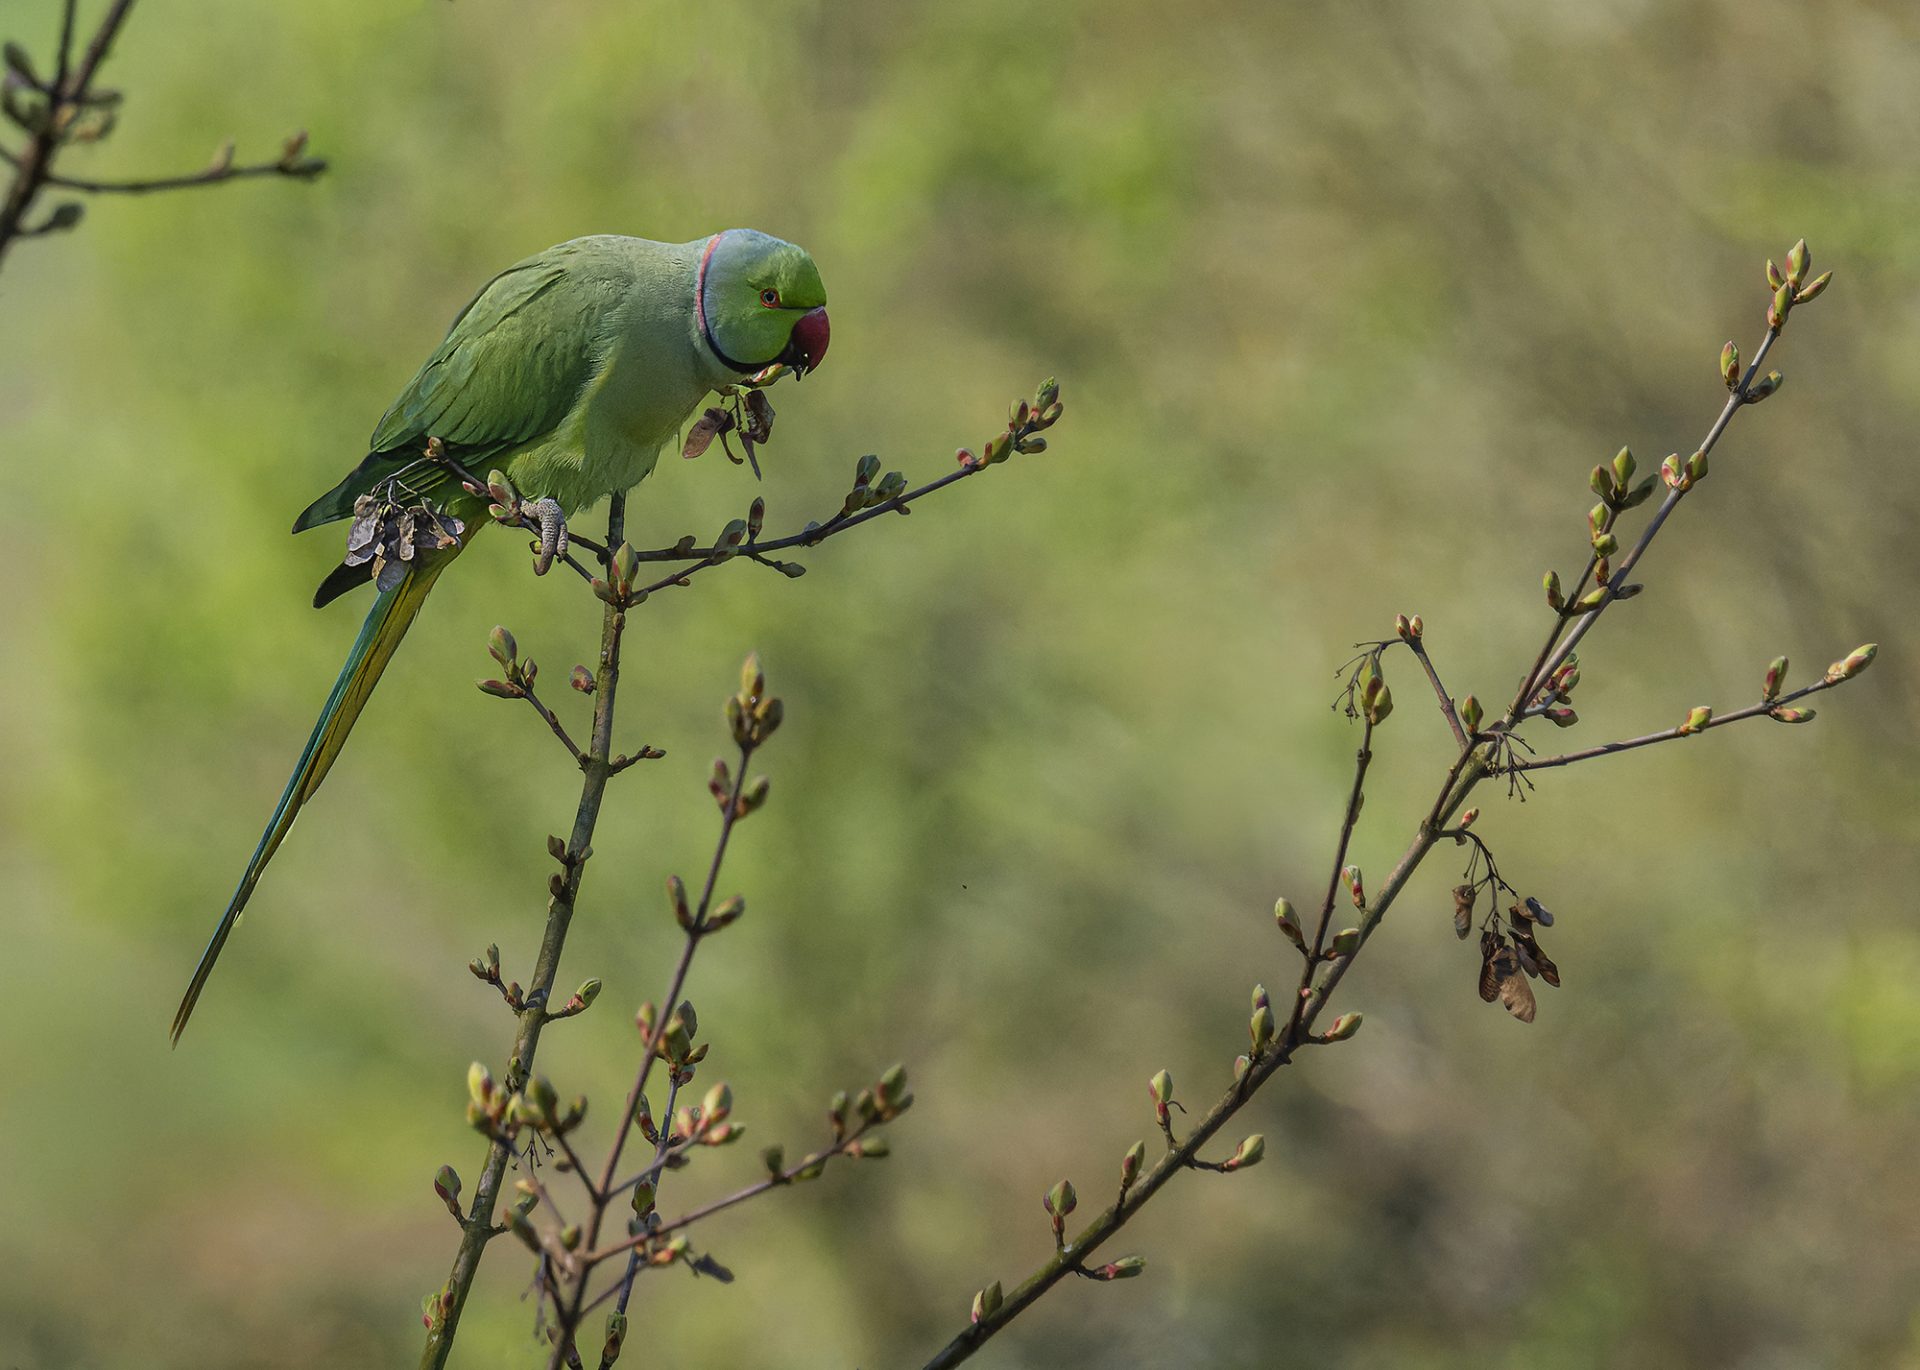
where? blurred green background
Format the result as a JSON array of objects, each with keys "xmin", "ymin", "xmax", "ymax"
[{"xmin": 4, "ymin": 0, "xmax": 1918, "ymax": 1366}]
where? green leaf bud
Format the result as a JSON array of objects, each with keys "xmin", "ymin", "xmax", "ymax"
[
  {"xmin": 1827, "ymin": 643, "xmax": 1877, "ymax": 682},
  {"xmin": 1044, "ymin": 1178, "xmax": 1077, "ymax": 1217},
  {"xmin": 1223, "ymin": 1135, "xmax": 1264, "ymax": 1171},
  {"xmin": 1460, "ymin": 694, "xmax": 1483, "ymax": 733},
  {"xmin": 1274, "ymin": 897, "xmax": 1304, "ymax": 949},
  {"xmin": 1794, "ymin": 269, "xmax": 1832, "ymax": 303}
]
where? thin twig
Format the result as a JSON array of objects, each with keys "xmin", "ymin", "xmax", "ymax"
[
  {"xmin": 1279, "ymin": 716, "xmax": 1374, "ymax": 1050},
  {"xmin": 622, "ymin": 463, "xmax": 980, "ymax": 566},
  {"xmin": 1508, "ymin": 678, "xmax": 1836, "ymax": 773},
  {"xmin": 39, "ymin": 155, "xmax": 325, "ymax": 194},
  {"xmin": 0, "ymin": 0, "xmax": 322, "ymax": 273},
  {"xmin": 917, "ymin": 274, "xmax": 1841, "ymax": 1370},
  {"xmin": 1406, "ymin": 637, "xmax": 1468, "ymax": 752},
  {"xmin": 583, "ymin": 1120, "xmax": 878, "ymax": 1268},
  {"xmin": 1519, "ymin": 329, "xmax": 1782, "ymax": 706},
  {"xmin": 544, "ymin": 744, "xmax": 757, "ymax": 1368},
  {"xmin": 519, "ymin": 686, "xmax": 586, "ymax": 768},
  {"xmin": 421, "ymin": 494, "xmax": 629, "ymax": 1370}
]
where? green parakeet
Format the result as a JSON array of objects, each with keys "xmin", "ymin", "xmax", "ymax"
[{"xmin": 171, "ymin": 230, "xmax": 830, "ymax": 1043}]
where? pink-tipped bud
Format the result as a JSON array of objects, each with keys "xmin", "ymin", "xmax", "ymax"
[
  {"xmin": 1274, "ymin": 897, "xmax": 1304, "ymax": 950},
  {"xmin": 1762, "ymin": 655, "xmax": 1788, "ymax": 701},
  {"xmin": 1795, "ymin": 269, "xmax": 1832, "ymax": 303},
  {"xmin": 1826, "ymin": 643, "xmax": 1877, "ymax": 682},
  {"xmin": 1222, "ymin": 1135, "xmax": 1265, "ymax": 1172}
]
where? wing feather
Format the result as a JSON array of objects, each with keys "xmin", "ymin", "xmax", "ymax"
[{"xmin": 295, "ymin": 241, "xmax": 630, "ymax": 532}]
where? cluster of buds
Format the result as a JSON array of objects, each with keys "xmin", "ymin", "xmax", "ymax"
[
  {"xmin": 1532, "ymin": 655, "xmax": 1580, "ymax": 727},
  {"xmin": 512, "ymin": 1073, "xmax": 586, "ymax": 1135},
  {"xmin": 1359, "ymin": 660, "xmax": 1393, "ymax": 725},
  {"xmin": 465, "ymin": 941, "xmax": 529, "ymax": 1009},
  {"xmin": 635, "ymin": 1000, "xmax": 711, "ymax": 1097},
  {"xmin": 3, "ymin": 40, "xmax": 120, "ymax": 152},
  {"xmin": 669, "ymin": 872, "xmax": 748, "ymax": 937},
  {"xmin": 1393, "ymin": 613, "xmax": 1424, "ymax": 641},
  {"xmin": 723, "ymin": 652, "xmax": 785, "ymax": 756},
  {"xmin": 1543, "ymin": 567, "xmax": 1612, "ymax": 617},
  {"xmin": 665, "ymin": 1080, "xmax": 745, "ymax": 1150},
  {"xmin": 1589, "ymin": 447, "xmax": 1657, "ymax": 521},
  {"xmin": 589, "ymin": 541, "xmax": 648, "ymax": 607},
  {"xmin": 834, "ymin": 451, "xmax": 910, "ymax": 519},
  {"xmin": 1764, "ymin": 238, "xmax": 1832, "ymax": 333},
  {"xmin": 464, "ymin": 1061, "xmax": 585, "ymax": 1139},
  {"xmin": 959, "ymin": 377, "xmax": 1063, "ymax": 469},
  {"xmin": 828, "ymin": 1062, "xmax": 915, "ymax": 1143},
  {"xmin": 476, "ymin": 624, "xmax": 542, "ymax": 700},
  {"xmin": 1659, "ymin": 449, "xmax": 1712, "ymax": 495}
]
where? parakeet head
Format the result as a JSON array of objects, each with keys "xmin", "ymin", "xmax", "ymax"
[{"xmin": 697, "ymin": 229, "xmax": 830, "ymax": 376}]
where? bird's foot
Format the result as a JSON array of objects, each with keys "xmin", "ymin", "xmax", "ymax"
[
  {"xmin": 526, "ymin": 498, "xmax": 568, "ymax": 576},
  {"xmin": 473, "ymin": 468, "xmax": 574, "ymax": 576}
]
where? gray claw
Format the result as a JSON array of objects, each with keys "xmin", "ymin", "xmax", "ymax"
[{"xmin": 530, "ymin": 497, "xmax": 568, "ymax": 575}]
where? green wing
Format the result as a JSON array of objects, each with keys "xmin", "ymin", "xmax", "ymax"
[{"xmin": 294, "ymin": 240, "xmax": 627, "ymax": 532}]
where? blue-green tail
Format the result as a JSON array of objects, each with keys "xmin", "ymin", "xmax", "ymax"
[{"xmin": 170, "ymin": 555, "xmax": 455, "ymax": 1044}]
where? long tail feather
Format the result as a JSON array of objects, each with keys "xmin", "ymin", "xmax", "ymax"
[{"xmin": 171, "ymin": 550, "xmax": 460, "ymax": 1044}]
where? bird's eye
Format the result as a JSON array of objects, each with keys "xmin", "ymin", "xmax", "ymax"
[{"xmin": 759, "ymin": 288, "xmax": 781, "ymax": 307}]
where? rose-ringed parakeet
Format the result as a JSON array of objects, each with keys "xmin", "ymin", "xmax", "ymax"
[{"xmin": 170, "ymin": 230, "xmax": 830, "ymax": 1043}]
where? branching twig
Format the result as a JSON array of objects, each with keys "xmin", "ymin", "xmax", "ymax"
[
  {"xmin": 0, "ymin": 0, "xmax": 324, "ymax": 274},
  {"xmin": 917, "ymin": 244, "xmax": 1861, "ymax": 1369},
  {"xmin": 420, "ymin": 382, "xmax": 1061, "ymax": 1368},
  {"xmin": 1507, "ymin": 676, "xmax": 1842, "ymax": 773},
  {"xmin": 419, "ymin": 492, "xmax": 631, "ymax": 1370}
]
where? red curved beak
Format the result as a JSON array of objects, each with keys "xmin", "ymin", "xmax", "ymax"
[{"xmin": 785, "ymin": 306, "xmax": 830, "ymax": 374}]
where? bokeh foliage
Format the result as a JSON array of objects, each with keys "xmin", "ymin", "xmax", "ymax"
[{"xmin": 2, "ymin": 0, "xmax": 1917, "ymax": 1366}]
